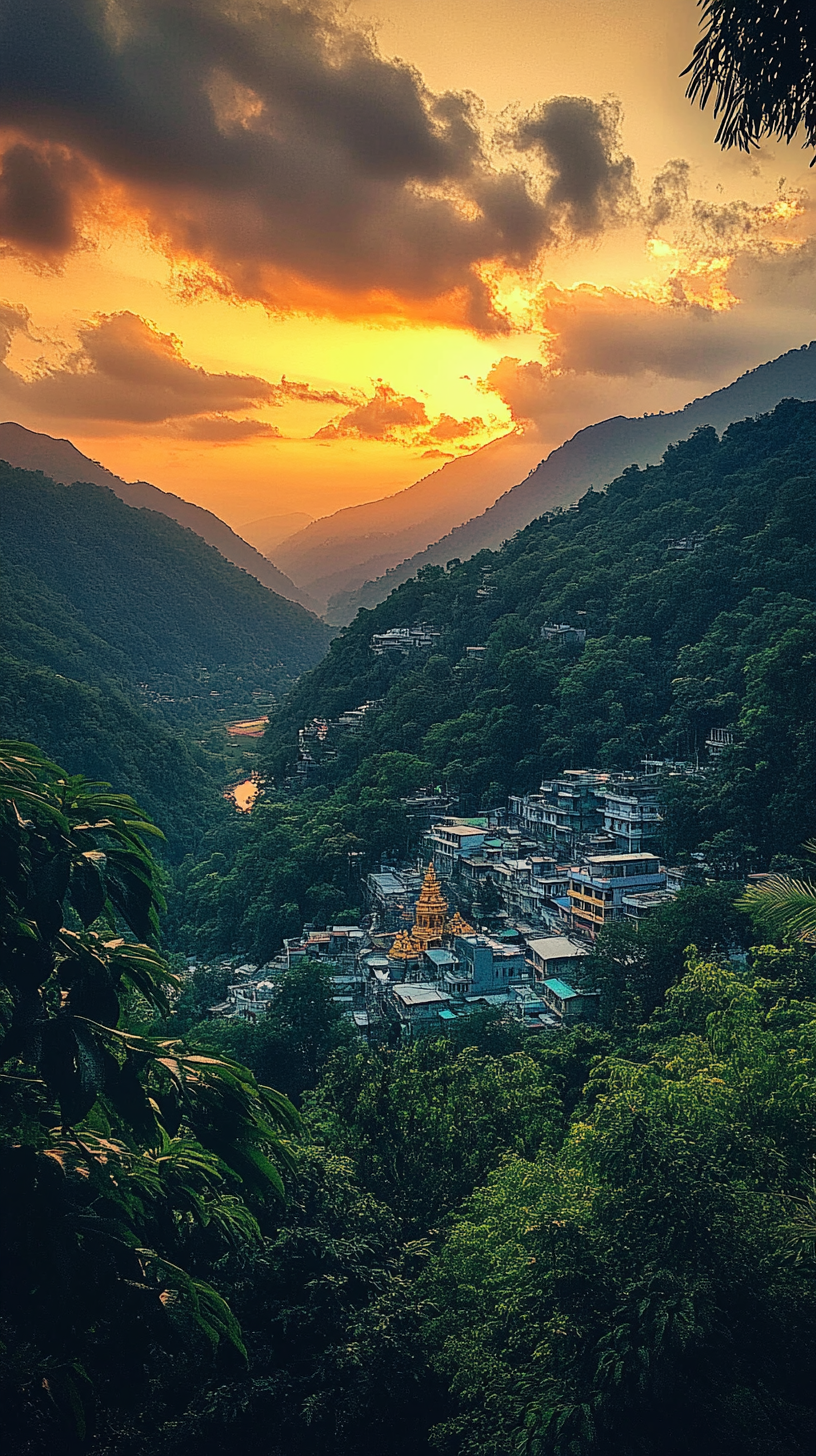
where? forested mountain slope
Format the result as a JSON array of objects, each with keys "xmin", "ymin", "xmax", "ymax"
[
  {"xmin": 263, "ymin": 401, "xmax": 815, "ymax": 873},
  {"xmin": 329, "ymin": 342, "xmax": 816, "ymax": 621},
  {"xmin": 0, "ymin": 464, "xmax": 331, "ymax": 847},
  {"xmin": 0, "ymin": 421, "xmax": 316, "ymax": 610}
]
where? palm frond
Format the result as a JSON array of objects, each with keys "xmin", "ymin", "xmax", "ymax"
[{"xmin": 737, "ymin": 874, "xmax": 816, "ymax": 941}]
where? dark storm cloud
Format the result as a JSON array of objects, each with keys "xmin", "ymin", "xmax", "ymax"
[
  {"xmin": 539, "ymin": 286, "xmax": 747, "ymax": 380},
  {"xmin": 512, "ymin": 96, "xmax": 638, "ymax": 240},
  {"xmin": 645, "ymin": 158, "xmax": 691, "ymax": 230},
  {"xmin": 0, "ymin": 0, "xmax": 639, "ymax": 326},
  {"xmin": 0, "ymin": 142, "xmax": 89, "ymax": 254}
]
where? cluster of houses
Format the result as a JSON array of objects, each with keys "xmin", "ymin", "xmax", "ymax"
[
  {"xmin": 208, "ymin": 761, "xmax": 707, "ymax": 1041},
  {"xmin": 208, "ymin": 864, "xmax": 600, "ymax": 1039},
  {"xmin": 296, "ymin": 698, "xmax": 382, "ymax": 783}
]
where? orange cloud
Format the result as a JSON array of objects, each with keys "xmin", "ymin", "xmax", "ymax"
[{"xmin": 314, "ymin": 380, "xmax": 486, "ymax": 447}]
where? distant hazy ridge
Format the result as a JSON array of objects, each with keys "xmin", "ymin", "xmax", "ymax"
[{"xmin": 328, "ymin": 343, "xmax": 816, "ymax": 622}]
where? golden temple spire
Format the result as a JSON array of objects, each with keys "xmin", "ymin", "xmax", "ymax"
[
  {"xmin": 448, "ymin": 909, "xmax": 474, "ymax": 937},
  {"xmin": 411, "ymin": 860, "xmax": 448, "ymax": 950}
]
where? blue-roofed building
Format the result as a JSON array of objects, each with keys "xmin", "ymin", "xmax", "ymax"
[{"xmin": 541, "ymin": 978, "xmax": 600, "ymax": 1023}]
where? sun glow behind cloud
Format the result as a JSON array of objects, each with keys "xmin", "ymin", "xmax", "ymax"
[{"xmin": 0, "ymin": 0, "xmax": 815, "ymax": 528}]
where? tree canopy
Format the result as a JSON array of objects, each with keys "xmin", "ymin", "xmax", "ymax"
[{"xmin": 0, "ymin": 741, "xmax": 297, "ymax": 1447}]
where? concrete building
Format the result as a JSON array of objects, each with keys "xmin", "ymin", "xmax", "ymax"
[
  {"xmin": 526, "ymin": 935, "xmax": 591, "ymax": 982},
  {"xmin": 453, "ymin": 933, "xmax": 529, "ymax": 994},
  {"xmin": 284, "ymin": 926, "xmax": 366, "ymax": 966},
  {"xmin": 541, "ymin": 623, "xmax": 587, "ymax": 647},
  {"xmin": 541, "ymin": 978, "xmax": 600, "ymax": 1023},
  {"xmin": 371, "ymin": 624, "xmax": 440, "ymax": 654},
  {"xmin": 510, "ymin": 984, "xmax": 559, "ymax": 1030},
  {"xmin": 366, "ymin": 870, "xmax": 414, "ymax": 931},
  {"xmin": 600, "ymin": 778, "xmax": 662, "ymax": 854},
  {"xmin": 391, "ymin": 982, "xmax": 453, "ymax": 1034},
  {"xmin": 706, "ymin": 727, "xmax": 734, "ymax": 759},
  {"xmin": 424, "ymin": 820, "xmax": 487, "ymax": 874},
  {"xmin": 568, "ymin": 852, "xmax": 665, "ymax": 937},
  {"xmin": 621, "ymin": 888, "xmax": 678, "ymax": 923},
  {"xmin": 508, "ymin": 770, "xmax": 608, "ymax": 853},
  {"xmin": 400, "ymin": 790, "xmax": 458, "ymax": 828}
]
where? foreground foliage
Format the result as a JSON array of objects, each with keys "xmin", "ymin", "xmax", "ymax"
[
  {"xmin": 117, "ymin": 942, "xmax": 816, "ymax": 1456},
  {"xmin": 0, "ymin": 742, "xmax": 297, "ymax": 1450},
  {"xmin": 422, "ymin": 947, "xmax": 816, "ymax": 1456},
  {"xmin": 4, "ymin": 740, "xmax": 816, "ymax": 1455},
  {"xmin": 685, "ymin": 0, "xmax": 816, "ymax": 156}
]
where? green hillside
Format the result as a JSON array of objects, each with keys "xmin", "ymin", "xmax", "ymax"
[
  {"xmin": 0, "ymin": 464, "xmax": 331, "ymax": 849},
  {"xmin": 267, "ymin": 401, "xmax": 814, "ymax": 839},
  {"xmin": 170, "ymin": 401, "xmax": 814, "ymax": 960},
  {"xmin": 1, "ymin": 466, "xmax": 330, "ymax": 714}
]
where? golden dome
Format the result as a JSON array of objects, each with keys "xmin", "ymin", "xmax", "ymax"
[
  {"xmin": 389, "ymin": 928, "xmax": 420, "ymax": 961},
  {"xmin": 448, "ymin": 909, "xmax": 474, "ymax": 936}
]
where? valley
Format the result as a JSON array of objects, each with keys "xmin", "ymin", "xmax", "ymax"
[
  {"xmin": 3, "ymin": 377, "xmax": 815, "ymax": 1456},
  {"xmin": 3, "ymin": 0, "xmax": 816, "ymax": 1435}
]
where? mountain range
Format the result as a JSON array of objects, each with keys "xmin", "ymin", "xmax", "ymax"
[
  {"xmin": 0, "ymin": 461, "xmax": 330, "ymax": 848},
  {"xmin": 265, "ymin": 399, "xmax": 816, "ymax": 867},
  {"xmin": 0, "ymin": 422, "xmax": 317, "ymax": 613},
  {"xmin": 319, "ymin": 342, "xmax": 816, "ymax": 622},
  {"xmin": 270, "ymin": 432, "xmax": 542, "ymax": 611}
]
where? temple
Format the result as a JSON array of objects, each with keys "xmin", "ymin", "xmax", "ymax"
[
  {"xmin": 411, "ymin": 862, "xmax": 448, "ymax": 950},
  {"xmin": 385, "ymin": 865, "xmax": 475, "ymax": 970}
]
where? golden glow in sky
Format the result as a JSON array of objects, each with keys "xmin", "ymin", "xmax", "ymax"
[{"xmin": 0, "ymin": 0, "xmax": 814, "ymax": 530}]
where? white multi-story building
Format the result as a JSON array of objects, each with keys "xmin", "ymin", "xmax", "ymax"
[
  {"xmin": 600, "ymin": 781, "xmax": 662, "ymax": 854},
  {"xmin": 567, "ymin": 852, "xmax": 666, "ymax": 937},
  {"xmin": 424, "ymin": 820, "xmax": 487, "ymax": 874},
  {"xmin": 370, "ymin": 624, "xmax": 441, "ymax": 654}
]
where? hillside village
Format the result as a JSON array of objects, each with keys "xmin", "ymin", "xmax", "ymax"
[{"xmin": 205, "ymin": 756, "xmax": 737, "ymax": 1040}]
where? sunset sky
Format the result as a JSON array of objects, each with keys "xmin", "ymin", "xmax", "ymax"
[{"xmin": 1, "ymin": 0, "xmax": 814, "ymax": 531}]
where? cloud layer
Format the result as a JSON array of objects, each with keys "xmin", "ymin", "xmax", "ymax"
[
  {"xmin": 0, "ymin": 0, "xmax": 642, "ymax": 328},
  {"xmin": 0, "ymin": 307, "xmax": 353, "ymax": 436},
  {"xmin": 314, "ymin": 380, "xmax": 485, "ymax": 447}
]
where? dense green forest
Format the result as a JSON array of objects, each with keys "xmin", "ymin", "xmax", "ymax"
[
  {"xmin": 3, "ymin": 403, "xmax": 816, "ymax": 1456},
  {"xmin": 3, "ymin": 740, "xmax": 816, "ymax": 1456},
  {"xmin": 0, "ymin": 464, "xmax": 330, "ymax": 851},
  {"xmin": 171, "ymin": 402, "xmax": 815, "ymax": 960}
]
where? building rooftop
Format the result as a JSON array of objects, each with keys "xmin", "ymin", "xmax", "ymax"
[
  {"xmin": 527, "ymin": 937, "xmax": 590, "ymax": 960},
  {"xmin": 392, "ymin": 984, "xmax": 452, "ymax": 1007},
  {"xmin": 424, "ymin": 947, "xmax": 458, "ymax": 967},
  {"xmin": 543, "ymin": 977, "xmax": 583, "ymax": 999},
  {"xmin": 621, "ymin": 889, "xmax": 677, "ymax": 908},
  {"xmin": 585, "ymin": 852, "xmax": 659, "ymax": 864},
  {"xmin": 368, "ymin": 872, "xmax": 405, "ymax": 894}
]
